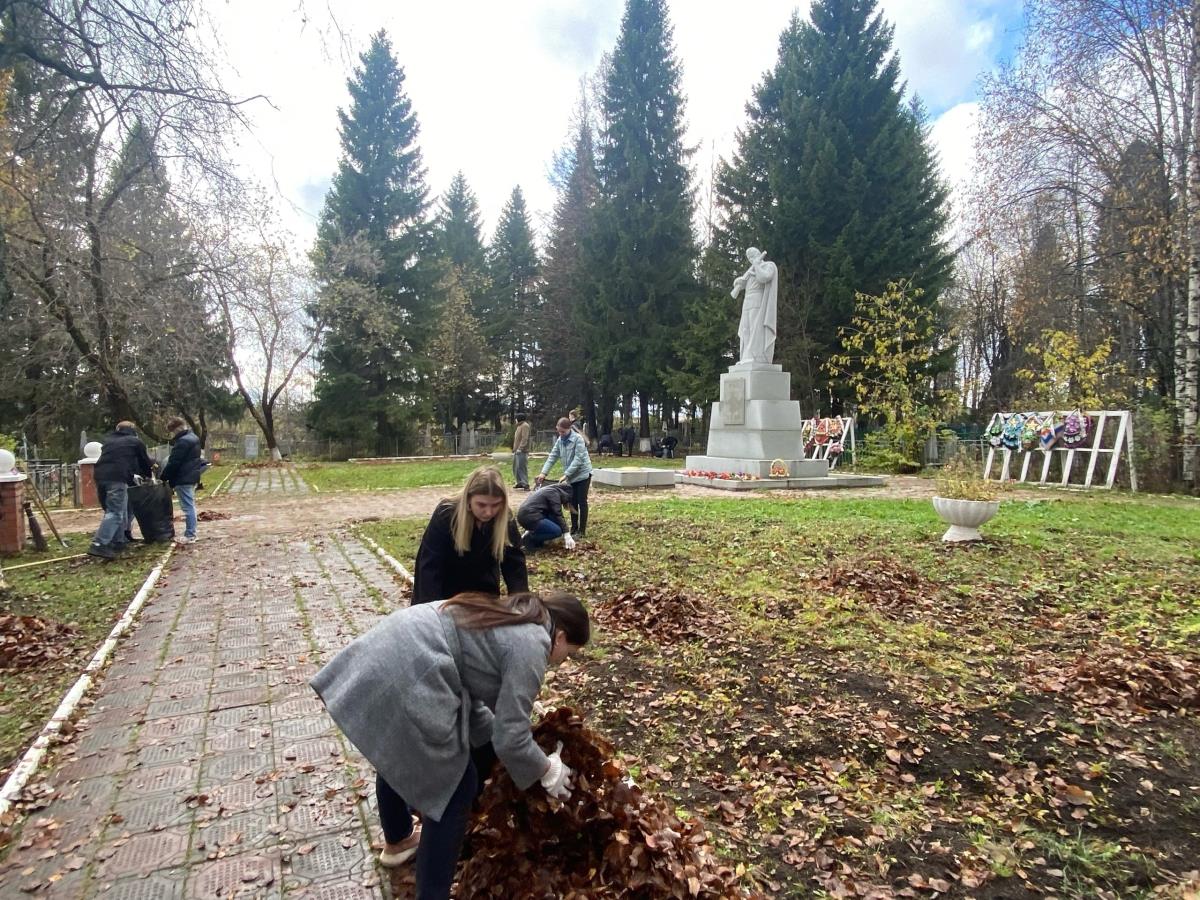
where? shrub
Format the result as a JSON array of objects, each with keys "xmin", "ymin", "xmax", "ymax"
[{"xmin": 935, "ymin": 453, "xmax": 1000, "ymax": 501}]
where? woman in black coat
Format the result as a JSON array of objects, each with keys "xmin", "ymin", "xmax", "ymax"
[{"xmin": 411, "ymin": 466, "xmax": 528, "ymax": 605}]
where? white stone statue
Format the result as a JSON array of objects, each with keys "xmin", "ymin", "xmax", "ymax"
[{"xmin": 730, "ymin": 247, "xmax": 778, "ymax": 365}]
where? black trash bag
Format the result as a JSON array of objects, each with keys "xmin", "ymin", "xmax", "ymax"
[{"xmin": 128, "ymin": 482, "xmax": 175, "ymax": 542}]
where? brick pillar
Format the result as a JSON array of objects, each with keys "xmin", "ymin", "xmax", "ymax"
[
  {"xmin": 79, "ymin": 459, "xmax": 99, "ymax": 508},
  {"xmin": 0, "ymin": 475, "xmax": 27, "ymax": 554}
]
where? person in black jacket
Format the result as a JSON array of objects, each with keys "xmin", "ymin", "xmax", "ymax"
[
  {"xmin": 516, "ymin": 483, "xmax": 575, "ymax": 551},
  {"xmin": 160, "ymin": 416, "xmax": 208, "ymax": 545},
  {"xmin": 411, "ymin": 466, "xmax": 528, "ymax": 605},
  {"xmin": 88, "ymin": 421, "xmax": 152, "ymax": 559}
]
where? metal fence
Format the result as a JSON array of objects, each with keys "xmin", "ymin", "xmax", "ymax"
[{"xmin": 23, "ymin": 460, "xmax": 80, "ymax": 508}]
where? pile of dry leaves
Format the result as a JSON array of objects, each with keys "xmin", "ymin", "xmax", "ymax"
[
  {"xmin": 458, "ymin": 708, "xmax": 754, "ymax": 899},
  {"xmin": 0, "ymin": 614, "xmax": 76, "ymax": 670},
  {"xmin": 196, "ymin": 510, "xmax": 230, "ymax": 521},
  {"xmin": 815, "ymin": 559, "xmax": 932, "ymax": 610},
  {"xmin": 1028, "ymin": 644, "xmax": 1200, "ymax": 713},
  {"xmin": 593, "ymin": 589, "xmax": 718, "ymax": 643}
]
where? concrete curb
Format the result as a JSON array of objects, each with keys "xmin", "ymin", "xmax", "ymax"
[
  {"xmin": 0, "ymin": 544, "xmax": 174, "ymax": 818},
  {"xmin": 357, "ymin": 533, "xmax": 414, "ymax": 586},
  {"xmin": 210, "ymin": 466, "xmax": 237, "ymax": 497}
]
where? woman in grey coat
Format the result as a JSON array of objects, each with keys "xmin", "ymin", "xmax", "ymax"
[{"xmin": 310, "ymin": 591, "xmax": 589, "ymax": 899}]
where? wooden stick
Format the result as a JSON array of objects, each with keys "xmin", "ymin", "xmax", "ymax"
[
  {"xmin": 2, "ymin": 554, "xmax": 87, "ymax": 572},
  {"xmin": 26, "ymin": 481, "xmax": 67, "ymax": 547}
]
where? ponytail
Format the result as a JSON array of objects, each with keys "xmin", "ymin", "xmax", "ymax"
[{"xmin": 441, "ymin": 591, "xmax": 590, "ymax": 647}]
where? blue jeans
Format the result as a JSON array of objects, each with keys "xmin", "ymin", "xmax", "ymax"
[
  {"xmin": 377, "ymin": 761, "xmax": 479, "ymax": 900},
  {"xmin": 175, "ymin": 484, "xmax": 196, "ymax": 538},
  {"xmin": 523, "ymin": 517, "xmax": 563, "ymax": 549},
  {"xmin": 93, "ymin": 482, "xmax": 128, "ymax": 548}
]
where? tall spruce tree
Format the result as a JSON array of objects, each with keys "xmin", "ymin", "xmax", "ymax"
[
  {"xmin": 435, "ymin": 171, "xmax": 488, "ymax": 283},
  {"xmin": 709, "ymin": 0, "xmax": 952, "ymax": 413},
  {"xmin": 539, "ymin": 102, "xmax": 602, "ymax": 431},
  {"xmin": 588, "ymin": 0, "xmax": 697, "ymax": 437},
  {"xmin": 308, "ymin": 30, "xmax": 434, "ymax": 455},
  {"xmin": 487, "ymin": 186, "xmax": 541, "ymax": 421}
]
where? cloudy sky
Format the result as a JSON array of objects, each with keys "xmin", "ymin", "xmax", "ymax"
[{"xmin": 209, "ymin": 0, "xmax": 1024, "ymax": 247}]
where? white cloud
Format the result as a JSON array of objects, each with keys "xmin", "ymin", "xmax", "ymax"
[
  {"xmin": 881, "ymin": 0, "xmax": 1012, "ymax": 109},
  {"xmin": 929, "ymin": 101, "xmax": 981, "ymax": 238}
]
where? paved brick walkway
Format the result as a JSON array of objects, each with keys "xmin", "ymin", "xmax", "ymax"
[
  {"xmin": 0, "ymin": 530, "xmax": 410, "ymax": 898},
  {"xmin": 220, "ymin": 465, "xmax": 310, "ymax": 496}
]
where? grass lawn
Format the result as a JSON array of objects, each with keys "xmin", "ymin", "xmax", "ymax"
[
  {"xmin": 358, "ymin": 493, "xmax": 1200, "ymax": 898},
  {"xmin": 0, "ymin": 537, "xmax": 162, "ymax": 782},
  {"xmin": 199, "ymin": 463, "xmax": 235, "ymax": 496},
  {"xmin": 299, "ymin": 454, "xmax": 683, "ymax": 493}
]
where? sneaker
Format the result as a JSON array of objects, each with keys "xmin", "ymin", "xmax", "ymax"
[
  {"xmin": 175, "ymin": 535, "xmax": 198, "ymax": 545},
  {"xmin": 379, "ymin": 827, "xmax": 421, "ymax": 867},
  {"xmin": 87, "ymin": 543, "xmax": 117, "ymax": 560}
]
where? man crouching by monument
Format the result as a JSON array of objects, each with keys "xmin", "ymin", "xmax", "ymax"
[{"xmin": 88, "ymin": 421, "xmax": 152, "ymax": 559}]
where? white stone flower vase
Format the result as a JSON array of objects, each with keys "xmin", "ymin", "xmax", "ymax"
[{"xmin": 932, "ymin": 496, "xmax": 1000, "ymax": 542}]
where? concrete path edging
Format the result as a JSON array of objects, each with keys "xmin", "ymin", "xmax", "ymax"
[
  {"xmin": 358, "ymin": 532, "xmax": 414, "ymax": 586},
  {"xmin": 0, "ymin": 544, "xmax": 174, "ymax": 818}
]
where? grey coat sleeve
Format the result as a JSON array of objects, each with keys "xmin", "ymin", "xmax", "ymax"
[{"xmin": 491, "ymin": 638, "xmax": 551, "ymax": 790}]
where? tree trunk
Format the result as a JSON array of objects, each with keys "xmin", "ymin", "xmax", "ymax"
[{"xmin": 1185, "ymin": 5, "xmax": 1200, "ymax": 482}]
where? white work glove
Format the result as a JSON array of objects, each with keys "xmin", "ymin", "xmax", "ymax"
[
  {"xmin": 540, "ymin": 741, "xmax": 573, "ymax": 800},
  {"xmin": 563, "ymin": 533, "xmax": 576, "ymax": 551}
]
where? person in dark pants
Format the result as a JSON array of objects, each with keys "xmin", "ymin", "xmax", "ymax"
[
  {"xmin": 311, "ymin": 592, "xmax": 590, "ymax": 899},
  {"xmin": 621, "ymin": 424, "xmax": 636, "ymax": 458},
  {"xmin": 89, "ymin": 421, "xmax": 152, "ymax": 559},
  {"xmin": 516, "ymin": 482, "xmax": 575, "ymax": 551},
  {"xmin": 160, "ymin": 416, "xmax": 208, "ymax": 545},
  {"xmin": 535, "ymin": 416, "xmax": 593, "ymax": 538},
  {"xmin": 511, "ymin": 413, "xmax": 531, "ymax": 490},
  {"xmin": 412, "ymin": 466, "xmax": 528, "ymax": 605}
]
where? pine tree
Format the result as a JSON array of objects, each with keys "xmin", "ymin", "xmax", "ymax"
[
  {"xmin": 587, "ymin": 0, "xmax": 697, "ymax": 437},
  {"xmin": 487, "ymin": 186, "xmax": 541, "ymax": 421},
  {"xmin": 308, "ymin": 30, "xmax": 434, "ymax": 455},
  {"xmin": 711, "ymin": 0, "xmax": 952, "ymax": 412},
  {"xmin": 539, "ymin": 101, "xmax": 602, "ymax": 430}
]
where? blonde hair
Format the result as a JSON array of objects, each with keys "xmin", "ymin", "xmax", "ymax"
[{"xmin": 448, "ymin": 465, "xmax": 511, "ymax": 561}]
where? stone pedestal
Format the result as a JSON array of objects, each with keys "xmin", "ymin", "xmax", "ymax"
[
  {"xmin": 685, "ymin": 362, "xmax": 825, "ymax": 478},
  {"xmin": 79, "ymin": 458, "xmax": 99, "ymax": 508},
  {"xmin": 0, "ymin": 474, "xmax": 27, "ymax": 554}
]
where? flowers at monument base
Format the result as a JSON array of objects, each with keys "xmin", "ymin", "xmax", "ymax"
[
  {"xmin": 683, "ymin": 469, "xmax": 761, "ymax": 481},
  {"xmin": 768, "ymin": 459, "xmax": 789, "ymax": 477}
]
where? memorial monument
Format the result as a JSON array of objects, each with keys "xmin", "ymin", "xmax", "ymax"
[{"xmin": 683, "ymin": 248, "xmax": 881, "ymax": 490}]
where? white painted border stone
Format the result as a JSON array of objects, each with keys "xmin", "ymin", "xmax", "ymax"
[
  {"xmin": 0, "ymin": 544, "xmax": 174, "ymax": 818},
  {"xmin": 358, "ymin": 533, "xmax": 415, "ymax": 587}
]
